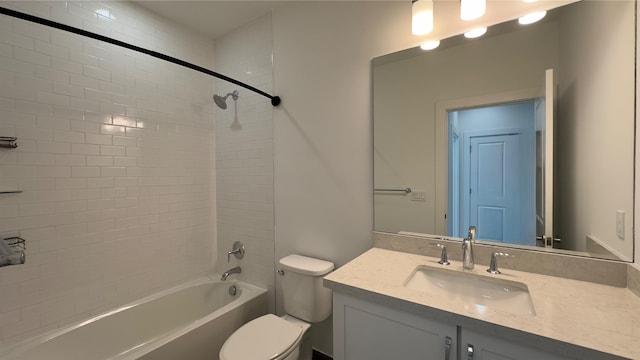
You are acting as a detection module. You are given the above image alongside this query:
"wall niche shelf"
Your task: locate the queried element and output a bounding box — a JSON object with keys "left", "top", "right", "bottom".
{"left": 0, "top": 191, "right": 23, "bottom": 194}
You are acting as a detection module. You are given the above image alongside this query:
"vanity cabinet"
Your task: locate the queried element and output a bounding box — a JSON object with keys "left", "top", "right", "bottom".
{"left": 333, "top": 293, "right": 567, "bottom": 360}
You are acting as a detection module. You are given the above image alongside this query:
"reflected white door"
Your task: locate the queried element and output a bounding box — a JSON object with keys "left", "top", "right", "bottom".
{"left": 535, "top": 69, "right": 554, "bottom": 245}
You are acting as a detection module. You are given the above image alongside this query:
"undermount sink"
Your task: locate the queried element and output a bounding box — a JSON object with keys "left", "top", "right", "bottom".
{"left": 404, "top": 266, "right": 536, "bottom": 316}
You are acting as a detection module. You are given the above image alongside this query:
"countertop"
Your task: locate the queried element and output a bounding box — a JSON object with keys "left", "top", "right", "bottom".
{"left": 324, "top": 248, "right": 640, "bottom": 360}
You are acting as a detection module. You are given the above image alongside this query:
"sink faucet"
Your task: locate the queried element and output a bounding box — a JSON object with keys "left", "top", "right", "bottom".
{"left": 220, "top": 266, "right": 242, "bottom": 281}
{"left": 462, "top": 225, "right": 476, "bottom": 270}
{"left": 487, "top": 252, "right": 511, "bottom": 274}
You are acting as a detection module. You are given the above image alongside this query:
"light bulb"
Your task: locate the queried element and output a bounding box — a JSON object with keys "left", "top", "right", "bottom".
{"left": 460, "top": 0, "right": 486, "bottom": 21}
{"left": 420, "top": 40, "right": 440, "bottom": 50}
{"left": 460, "top": 0, "right": 485, "bottom": 21}
{"left": 464, "top": 27, "right": 487, "bottom": 38}
{"left": 412, "top": 0, "right": 434, "bottom": 36}
{"left": 519, "top": 11, "right": 547, "bottom": 25}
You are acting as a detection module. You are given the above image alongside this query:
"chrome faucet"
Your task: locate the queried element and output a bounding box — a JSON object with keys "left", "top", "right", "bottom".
{"left": 434, "top": 243, "right": 450, "bottom": 265}
{"left": 487, "top": 252, "right": 511, "bottom": 274}
{"left": 220, "top": 266, "right": 242, "bottom": 281}
{"left": 462, "top": 226, "right": 476, "bottom": 270}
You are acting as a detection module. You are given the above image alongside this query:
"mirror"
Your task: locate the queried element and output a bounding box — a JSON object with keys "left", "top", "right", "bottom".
{"left": 373, "top": 0, "right": 635, "bottom": 261}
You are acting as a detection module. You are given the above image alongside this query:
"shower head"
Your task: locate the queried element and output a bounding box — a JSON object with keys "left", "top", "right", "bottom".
{"left": 213, "top": 90, "right": 239, "bottom": 110}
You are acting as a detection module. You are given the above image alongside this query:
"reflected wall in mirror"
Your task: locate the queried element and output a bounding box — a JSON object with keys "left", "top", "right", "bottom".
{"left": 373, "top": 0, "right": 635, "bottom": 261}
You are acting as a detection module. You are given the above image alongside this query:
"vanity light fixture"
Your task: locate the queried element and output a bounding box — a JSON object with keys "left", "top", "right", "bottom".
{"left": 518, "top": 11, "right": 547, "bottom": 25}
{"left": 460, "top": 0, "right": 486, "bottom": 21}
{"left": 464, "top": 27, "right": 487, "bottom": 38}
{"left": 412, "top": 0, "right": 434, "bottom": 36}
{"left": 420, "top": 40, "right": 440, "bottom": 50}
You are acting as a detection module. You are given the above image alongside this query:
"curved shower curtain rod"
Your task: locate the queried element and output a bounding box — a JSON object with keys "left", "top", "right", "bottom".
{"left": 0, "top": 6, "right": 282, "bottom": 107}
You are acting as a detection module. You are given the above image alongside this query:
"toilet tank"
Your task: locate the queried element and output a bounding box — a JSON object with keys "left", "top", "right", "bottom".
{"left": 279, "top": 254, "right": 335, "bottom": 323}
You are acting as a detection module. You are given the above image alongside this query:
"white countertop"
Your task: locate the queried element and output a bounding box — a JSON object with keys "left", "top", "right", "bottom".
{"left": 324, "top": 248, "right": 640, "bottom": 360}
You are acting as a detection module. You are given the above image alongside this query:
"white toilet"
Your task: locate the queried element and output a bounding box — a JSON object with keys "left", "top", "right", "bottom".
{"left": 219, "top": 254, "right": 334, "bottom": 360}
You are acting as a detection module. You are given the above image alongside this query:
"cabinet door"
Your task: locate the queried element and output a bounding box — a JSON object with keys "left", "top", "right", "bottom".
{"left": 333, "top": 293, "right": 456, "bottom": 360}
{"left": 461, "top": 327, "right": 568, "bottom": 360}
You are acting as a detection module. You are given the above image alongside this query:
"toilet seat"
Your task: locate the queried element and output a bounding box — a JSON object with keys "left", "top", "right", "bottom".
{"left": 219, "top": 314, "right": 304, "bottom": 360}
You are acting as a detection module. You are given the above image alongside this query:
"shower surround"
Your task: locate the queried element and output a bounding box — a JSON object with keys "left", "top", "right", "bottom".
{"left": 0, "top": 0, "right": 216, "bottom": 346}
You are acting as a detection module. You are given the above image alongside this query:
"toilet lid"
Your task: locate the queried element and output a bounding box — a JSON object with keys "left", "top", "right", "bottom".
{"left": 220, "top": 314, "right": 303, "bottom": 360}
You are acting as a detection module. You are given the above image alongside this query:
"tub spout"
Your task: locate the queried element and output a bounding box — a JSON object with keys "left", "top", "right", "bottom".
{"left": 220, "top": 266, "right": 242, "bottom": 281}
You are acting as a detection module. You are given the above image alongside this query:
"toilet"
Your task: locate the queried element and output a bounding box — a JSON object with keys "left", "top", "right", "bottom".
{"left": 219, "top": 254, "right": 334, "bottom": 360}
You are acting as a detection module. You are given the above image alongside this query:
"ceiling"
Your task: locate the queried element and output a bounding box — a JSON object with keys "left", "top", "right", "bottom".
{"left": 132, "top": 1, "right": 285, "bottom": 39}
{"left": 132, "top": 0, "right": 578, "bottom": 42}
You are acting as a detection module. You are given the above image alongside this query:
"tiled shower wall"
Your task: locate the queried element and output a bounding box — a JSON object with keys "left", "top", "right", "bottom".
{"left": 214, "top": 14, "right": 275, "bottom": 311}
{"left": 0, "top": 1, "right": 215, "bottom": 345}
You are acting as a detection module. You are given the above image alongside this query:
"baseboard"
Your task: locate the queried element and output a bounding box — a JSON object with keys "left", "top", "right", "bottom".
{"left": 312, "top": 349, "right": 333, "bottom": 360}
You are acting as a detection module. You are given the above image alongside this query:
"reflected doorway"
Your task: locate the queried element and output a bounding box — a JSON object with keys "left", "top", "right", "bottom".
{"left": 447, "top": 101, "right": 536, "bottom": 245}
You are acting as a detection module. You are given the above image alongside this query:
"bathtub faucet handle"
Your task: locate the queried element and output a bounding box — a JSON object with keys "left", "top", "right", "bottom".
{"left": 227, "top": 241, "right": 245, "bottom": 262}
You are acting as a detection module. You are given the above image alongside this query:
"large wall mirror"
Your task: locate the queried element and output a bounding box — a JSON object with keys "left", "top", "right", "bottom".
{"left": 373, "top": 0, "right": 635, "bottom": 261}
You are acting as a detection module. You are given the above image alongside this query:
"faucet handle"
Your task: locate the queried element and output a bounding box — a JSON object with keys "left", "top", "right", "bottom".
{"left": 486, "top": 252, "right": 512, "bottom": 274}
{"left": 227, "top": 241, "right": 245, "bottom": 262}
{"left": 468, "top": 225, "right": 477, "bottom": 241}
{"left": 433, "top": 243, "right": 450, "bottom": 265}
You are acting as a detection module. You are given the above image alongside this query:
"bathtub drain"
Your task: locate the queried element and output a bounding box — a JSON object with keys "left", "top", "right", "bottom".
{"left": 228, "top": 285, "right": 237, "bottom": 296}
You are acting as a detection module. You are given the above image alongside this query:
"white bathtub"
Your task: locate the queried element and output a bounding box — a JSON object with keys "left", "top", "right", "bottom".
{"left": 2, "top": 278, "right": 268, "bottom": 360}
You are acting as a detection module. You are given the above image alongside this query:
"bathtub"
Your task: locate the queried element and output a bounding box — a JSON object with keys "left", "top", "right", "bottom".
{"left": 2, "top": 278, "right": 268, "bottom": 360}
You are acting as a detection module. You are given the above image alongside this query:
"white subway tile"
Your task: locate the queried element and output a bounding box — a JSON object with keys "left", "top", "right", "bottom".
{"left": 19, "top": 202, "right": 56, "bottom": 216}
{"left": 36, "top": 116, "right": 71, "bottom": 131}
{"left": 86, "top": 155, "right": 113, "bottom": 167}
{"left": 112, "top": 136, "right": 137, "bottom": 147}
{"left": 70, "top": 188, "right": 101, "bottom": 201}
{"left": 69, "top": 97, "right": 100, "bottom": 113}
{"left": 18, "top": 153, "right": 54, "bottom": 166}
{"left": 100, "top": 124, "right": 124, "bottom": 136}
{"left": 71, "top": 143, "right": 99, "bottom": 155}
{"left": 86, "top": 177, "right": 113, "bottom": 189}
{"left": 37, "top": 166, "right": 71, "bottom": 178}
{"left": 71, "top": 166, "right": 100, "bottom": 178}
{"left": 114, "top": 177, "right": 137, "bottom": 188}
{"left": 54, "top": 154, "right": 86, "bottom": 166}
{"left": 54, "top": 130, "right": 84, "bottom": 144}
{"left": 16, "top": 127, "right": 52, "bottom": 141}
{"left": 35, "top": 66, "right": 70, "bottom": 83}
{"left": 56, "top": 200, "right": 87, "bottom": 214}
{"left": 70, "top": 120, "right": 100, "bottom": 134}
{"left": 51, "top": 57, "right": 83, "bottom": 75}
{"left": 70, "top": 73, "right": 100, "bottom": 90}
{"left": 100, "top": 145, "right": 125, "bottom": 156}
{"left": 34, "top": 40, "right": 69, "bottom": 60}
{"left": 36, "top": 141, "right": 71, "bottom": 154}
{"left": 100, "top": 167, "right": 126, "bottom": 177}
{"left": 83, "top": 111, "right": 112, "bottom": 124}
{"left": 83, "top": 65, "right": 110, "bottom": 81}
{"left": 113, "top": 157, "right": 136, "bottom": 167}
{"left": 55, "top": 177, "right": 87, "bottom": 190}
{"left": 53, "top": 82, "right": 84, "bottom": 98}
{"left": 85, "top": 133, "right": 111, "bottom": 145}
{"left": 36, "top": 91, "right": 69, "bottom": 107}
{"left": 14, "top": 47, "right": 50, "bottom": 67}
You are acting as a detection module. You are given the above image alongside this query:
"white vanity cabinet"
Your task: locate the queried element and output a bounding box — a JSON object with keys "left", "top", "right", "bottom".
{"left": 459, "top": 329, "right": 567, "bottom": 360}
{"left": 333, "top": 293, "right": 568, "bottom": 360}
